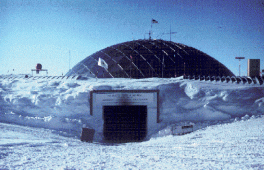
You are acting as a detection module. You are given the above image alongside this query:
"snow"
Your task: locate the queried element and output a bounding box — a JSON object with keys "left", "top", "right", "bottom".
{"left": 0, "top": 76, "right": 264, "bottom": 169}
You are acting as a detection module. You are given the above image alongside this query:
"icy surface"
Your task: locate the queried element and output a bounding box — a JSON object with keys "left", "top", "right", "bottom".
{"left": 0, "top": 76, "right": 264, "bottom": 169}
{"left": 1, "top": 116, "right": 264, "bottom": 169}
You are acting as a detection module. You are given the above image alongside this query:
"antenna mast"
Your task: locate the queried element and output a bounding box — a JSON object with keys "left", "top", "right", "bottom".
{"left": 150, "top": 19, "right": 158, "bottom": 40}
{"left": 235, "top": 57, "right": 245, "bottom": 76}
{"left": 169, "top": 24, "right": 177, "bottom": 41}
{"left": 161, "top": 24, "right": 177, "bottom": 41}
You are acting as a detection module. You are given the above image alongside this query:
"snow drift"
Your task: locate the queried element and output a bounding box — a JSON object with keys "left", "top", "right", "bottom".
{"left": 0, "top": 76, "right": 263, "bottom": 141}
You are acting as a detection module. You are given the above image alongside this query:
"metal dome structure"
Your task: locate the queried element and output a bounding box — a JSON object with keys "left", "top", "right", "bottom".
{"left": 66, "top": 39, "right": 234, "bottom": 78}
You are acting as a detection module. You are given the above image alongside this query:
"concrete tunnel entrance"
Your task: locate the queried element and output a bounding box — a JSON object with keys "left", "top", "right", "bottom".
{"left": 103, "top": 105, "right": 147, "bottom": 142}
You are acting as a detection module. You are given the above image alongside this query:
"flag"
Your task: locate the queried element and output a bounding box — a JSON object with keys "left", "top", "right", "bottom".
{"left": 152, "top": 19, "right": 158, "bottom": 24}
{"left": 98, "top": 57, "right": 108, "bottom": 70}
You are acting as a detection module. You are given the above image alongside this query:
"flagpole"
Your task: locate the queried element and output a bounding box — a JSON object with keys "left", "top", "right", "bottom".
{"left": 150, "top": 19, "right": 158, "bottom": 40}
{"left": 149, "top": 24, "right": 152, "bottom": 40}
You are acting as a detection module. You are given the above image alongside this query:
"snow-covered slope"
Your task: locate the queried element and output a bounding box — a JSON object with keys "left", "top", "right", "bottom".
{"left": 0, "top": 77, "right": 263, "bottom": 139}
{"left": 1, "top": 76, "right": 264, "bottom": 169}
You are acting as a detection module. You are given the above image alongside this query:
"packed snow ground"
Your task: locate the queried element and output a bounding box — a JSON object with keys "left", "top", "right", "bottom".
{"left": 1, "top": 116, "right": 264, "bottom": 169}
{"left": 0, "top": 76, "right": 264, "bottom": 169}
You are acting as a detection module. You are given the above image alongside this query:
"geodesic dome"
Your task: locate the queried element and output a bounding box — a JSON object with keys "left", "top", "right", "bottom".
{"left": 66, "top": 39, "right": 234, "bottom": 78}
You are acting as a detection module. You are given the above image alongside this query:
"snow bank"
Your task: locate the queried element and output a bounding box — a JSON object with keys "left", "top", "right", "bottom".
{"left": 0, "top": 77, "right": 263, "bottom": 141}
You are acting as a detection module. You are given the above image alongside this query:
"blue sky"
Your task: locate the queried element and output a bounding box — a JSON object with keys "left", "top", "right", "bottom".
{"left": 0, "top": 0, "right": 263, "bottom": 76}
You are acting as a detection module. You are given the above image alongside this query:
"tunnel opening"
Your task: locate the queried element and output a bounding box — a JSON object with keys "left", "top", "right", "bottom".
{"left": 103, "top": 105, "right": 147, "bottom": 143}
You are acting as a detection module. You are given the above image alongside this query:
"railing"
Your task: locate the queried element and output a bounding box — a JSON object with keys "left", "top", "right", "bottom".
{"left": 1, "top": 74, "right": 263, "bottom": 85}
{"left": 183, "top": 75, "right": 264, "bottom": 85}
{"left": 0, "top": 75, "right": 84, "bottom": 81}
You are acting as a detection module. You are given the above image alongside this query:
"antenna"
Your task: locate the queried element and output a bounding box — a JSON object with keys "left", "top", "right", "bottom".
{"left": 170, "top": 24, "right": 177, "bottom": 41}
{"left": 169, "top": 24, "right": 177, "bottom": 41}
{"left": 235, "top": 57, "right": 245, "bottom": 76}
{"left": 162, "top": 24, "right": 177, "bottom": 41}
{"left": 150, "top": 19, "right": 158, "bottom": 40}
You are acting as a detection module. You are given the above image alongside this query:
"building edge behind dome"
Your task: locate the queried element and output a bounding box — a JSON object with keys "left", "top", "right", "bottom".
{"left": 66, "top": 39, "right": 234, "bottom": 78}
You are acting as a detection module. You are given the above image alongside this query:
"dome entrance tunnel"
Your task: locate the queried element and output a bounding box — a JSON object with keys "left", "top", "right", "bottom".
{"left": 90, "top": 90, "right": 159, "bottom": 143}
{"left": 103, "top": 105, "right": 147, "bottom": 142}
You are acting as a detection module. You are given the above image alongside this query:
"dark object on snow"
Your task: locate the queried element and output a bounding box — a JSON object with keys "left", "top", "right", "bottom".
{"left": 80, "top": 128, "right": 95, "bottom": 142}
{"left": 171, "top": 124, "right": 194, "bottom": 135}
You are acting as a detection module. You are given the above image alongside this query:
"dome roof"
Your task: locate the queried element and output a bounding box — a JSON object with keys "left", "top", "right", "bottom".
{"left": 66, "top": 39, "right": 234, "bottom": 78}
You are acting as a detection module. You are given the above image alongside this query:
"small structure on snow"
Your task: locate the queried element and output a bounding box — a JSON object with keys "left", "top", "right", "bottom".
{"left": 171, "top": 124, "right": 194, "bottom": 135}
{"left": 31, "top": 63, "right": 48, "bottom": 75}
